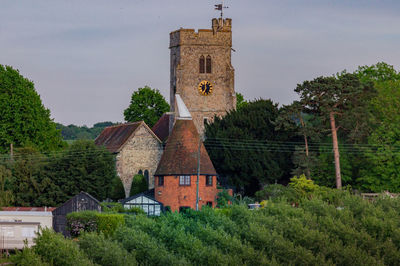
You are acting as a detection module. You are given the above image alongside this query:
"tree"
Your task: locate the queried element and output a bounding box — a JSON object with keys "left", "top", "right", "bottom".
{"left": 0, "top": 165, "right": 13, "bottom": 206}
{"left": 236, "top": 92, "right": 248, "bottom": 110}
{"left": 45, "top": 140, "right": 117, "bottom": 203}
{"left": 0, "top": 65, "right": 65, "bottom": 153}
{"left": 129, "top": 174, "right": 148, "bottom": 196}
{"left": 295, "top": 73, "right": 375, "bottom": 189}
{"left": 124, "top": 86, "right": 170, "bottom": 127}
{"left": 205, "top": 99, "right": 298, "bottom": 196}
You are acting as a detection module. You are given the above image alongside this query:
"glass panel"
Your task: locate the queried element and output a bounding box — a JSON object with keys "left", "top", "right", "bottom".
{"left": 199, "top": 56, "right": 205, "bottom": 73}
{"left": 206, "top": 56, "right": 211, "bottom": 73}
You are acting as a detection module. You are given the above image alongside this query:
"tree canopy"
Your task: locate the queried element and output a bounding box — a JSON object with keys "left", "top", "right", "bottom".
{"left": 124, "top": 86, "right": 170, "bottom": 127}
{"left": 0, "top": 65, "right": 65, "bottom": 153}
{"left": 205, "top": 99, "right": 298, "bottom": 196}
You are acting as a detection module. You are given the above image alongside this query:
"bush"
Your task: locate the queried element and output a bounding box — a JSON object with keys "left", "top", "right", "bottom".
{"left": 67, "top": 211, "right": 125, "bottom": 237}
{"left": 33, "top": 228, "right": 93, "bottom": 266}
{"left": 78, "top": 232, "right": 137, "bottom": 266}
{"left": 129, "top": 174, "right": 148, "bottom": 196}
{"left": 11, "top": 246, "right": 49, "bottom": 266}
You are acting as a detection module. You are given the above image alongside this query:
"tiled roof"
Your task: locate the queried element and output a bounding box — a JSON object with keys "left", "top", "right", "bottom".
{"left": 94, "top": 122, "right": 142, "bottom": 153}
{"left": 0, "top": 207, "right": 56, "bottom": 212}
{"left": 155, "top": 119, "right": 217, "bottom": 176}
{"left": 152, "top": 113, "right": 172, "bottom": 142}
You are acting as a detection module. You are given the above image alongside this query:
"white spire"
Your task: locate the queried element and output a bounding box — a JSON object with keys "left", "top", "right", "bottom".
{"left": 175, "top": 94, "right": 192, "bottom": 120}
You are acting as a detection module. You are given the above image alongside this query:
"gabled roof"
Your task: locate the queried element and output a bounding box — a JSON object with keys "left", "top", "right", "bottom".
{"left": 120, "top": 189, "right": 163, "bottom": 205}
{"left": 95, "top": 121, "right": 161, "bottom": 153}
{"left": 155, "top": 119, "right": 217, "bottom": 176}
{"left": 152, "top": 113, "right": 172, "bottom": 142}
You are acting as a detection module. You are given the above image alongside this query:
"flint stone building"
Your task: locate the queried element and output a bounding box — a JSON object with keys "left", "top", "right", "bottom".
{"left": 95, "top": 121, "right": 163, "bottom": 197}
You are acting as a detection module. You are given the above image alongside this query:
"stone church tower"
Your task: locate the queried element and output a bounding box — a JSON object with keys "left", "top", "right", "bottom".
{"left": 170, "top": 18, "right": 236, "bottom": 134}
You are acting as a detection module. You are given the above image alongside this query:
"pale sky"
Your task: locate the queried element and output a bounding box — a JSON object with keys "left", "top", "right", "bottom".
{"left": 1, "top": 0, "right": 399, "bottom": 126}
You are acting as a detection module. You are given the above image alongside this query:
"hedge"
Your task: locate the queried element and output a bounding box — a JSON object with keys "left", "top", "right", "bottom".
{"left": 67, "top": 211, "right": 125, "bottom": 237}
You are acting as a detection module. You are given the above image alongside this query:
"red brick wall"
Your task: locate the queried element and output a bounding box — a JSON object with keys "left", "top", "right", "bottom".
{"left": 155, "top": 175, "right": 218, "bottom": 212}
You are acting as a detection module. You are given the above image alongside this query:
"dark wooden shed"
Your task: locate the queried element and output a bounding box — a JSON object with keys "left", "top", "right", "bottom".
{"left": 52, "top": 192, "right": 101, "bottom": 236}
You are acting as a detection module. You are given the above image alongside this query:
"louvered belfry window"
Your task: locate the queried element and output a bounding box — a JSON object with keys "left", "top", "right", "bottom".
{"left": 206, "top": 55, "right": 212, "bottom": 73}
{"left": 199, "top": 56, "right": 205, "bottom": 73}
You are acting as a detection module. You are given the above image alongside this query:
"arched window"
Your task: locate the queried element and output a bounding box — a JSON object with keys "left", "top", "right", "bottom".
{"left": 138, "top": 170, "right": 143, "bottom": 175}
{"left": 206, "top": 55, "right": 212, "bottom": 73}
{"left": 144, "top": 170, "right": 149, "bottom": 185}
{"left": 199, "top": 55, "right": 205, "bottom": 73}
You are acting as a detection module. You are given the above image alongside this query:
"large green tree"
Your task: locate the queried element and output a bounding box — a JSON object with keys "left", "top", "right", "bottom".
{"left": 0, "top": 65, "right": 65, "bottom": 153}
{"left": 204, "top": 99, "right": 298, "bottom": 196}
{"left": 124, "top": 86, "right": 170, "bottom": 127}
{"left": 295, "top": 73, "right": 375, "bottom": 189}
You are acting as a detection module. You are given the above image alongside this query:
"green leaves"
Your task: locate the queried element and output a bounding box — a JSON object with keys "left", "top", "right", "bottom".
{"left": 123, "top": 86, "right": 170, "bottom": 127}
{"left": 0, "top": 65, "right": 65, "bottom": 153}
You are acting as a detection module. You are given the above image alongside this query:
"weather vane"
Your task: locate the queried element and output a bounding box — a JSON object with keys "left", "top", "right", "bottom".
{"left": 215, "top": 0, "right": 229, "bottom": 20}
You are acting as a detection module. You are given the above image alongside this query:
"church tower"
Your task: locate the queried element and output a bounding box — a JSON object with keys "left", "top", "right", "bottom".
{"left": 170, "top": 18, "right": 236, "bottom": 134}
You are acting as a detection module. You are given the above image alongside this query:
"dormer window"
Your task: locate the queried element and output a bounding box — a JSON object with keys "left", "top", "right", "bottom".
{"left": 199, "top": 56, "right": 205, "bottom": 73}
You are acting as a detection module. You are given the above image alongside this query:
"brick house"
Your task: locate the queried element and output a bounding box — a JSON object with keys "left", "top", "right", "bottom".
{"left": 154, "top": 95, "right": 219, "bottom": 212}
{"left": 95, "top": 121, "right": 163, "bottom": 197}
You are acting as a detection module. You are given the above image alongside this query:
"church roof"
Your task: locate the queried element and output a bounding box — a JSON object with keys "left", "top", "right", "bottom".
{"left": 155, "top": 119, "right": 217, "bottom": 176}
{"left": 95, "top": 121, "right": 161, "bottom": 153}
{"left": 152, "top": 113, "right": 172, "bottom": 142}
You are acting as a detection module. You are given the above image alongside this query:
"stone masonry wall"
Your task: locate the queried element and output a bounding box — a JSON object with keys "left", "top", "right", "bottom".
{"left": 170, "top": 18, "right": 236, "bottom": 135}
{"left": 116, "top": 125, "right": 163, "bottom": 197}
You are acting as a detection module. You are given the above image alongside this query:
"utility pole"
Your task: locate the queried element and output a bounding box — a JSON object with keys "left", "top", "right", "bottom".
{"left": 196, "top": 136, "right": 202, "bottom": 211}
{"left": 10, "top": 143, "right": 13, "bottom": 161}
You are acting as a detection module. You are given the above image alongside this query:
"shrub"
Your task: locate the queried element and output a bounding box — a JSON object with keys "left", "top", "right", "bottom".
{"left": 129, "top": 174, "right": 148, "bottom": 196}
{"left": 11, "top": 246, "right": 49, "bottom": 266}
{"left": 67, "top": 211, "right": 125, "bottom": 237}
{"left": 33, "top": 228, "right": 93, "bottom": 266}
{"left": 78, "top": 232, "right": 137, "bottom": 266}
{"left": 289, "top": 174, "right": 319, "bottom": 198}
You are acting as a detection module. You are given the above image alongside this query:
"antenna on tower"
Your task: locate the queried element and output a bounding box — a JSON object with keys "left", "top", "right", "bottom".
{"left": 214, "top": 0, "right": 229, "bottom": 21}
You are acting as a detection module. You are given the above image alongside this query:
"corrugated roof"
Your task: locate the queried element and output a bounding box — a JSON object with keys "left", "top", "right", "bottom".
{"left": 94, "top": 122, "right": 142, "bottom": 153}
{"left": 152, "top": 113, "right": 172, "bottom": 142}
{"left": 0, "top": 207, "right": 56, "bottom": 212}
{"left": 155, "top": 119, "right": 217, "bottom": 176}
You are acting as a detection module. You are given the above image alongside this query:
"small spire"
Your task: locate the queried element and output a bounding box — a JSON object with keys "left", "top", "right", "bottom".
{"left": 175, "top": 94, "right": 192, "bottom": 120}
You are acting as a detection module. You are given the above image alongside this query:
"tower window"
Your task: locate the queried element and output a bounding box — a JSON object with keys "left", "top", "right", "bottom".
{"left": 206, "top": 55, "right": 212, "bottom": 73}
{"left": 199, "top": 55, "right": 205, "bottom": 73}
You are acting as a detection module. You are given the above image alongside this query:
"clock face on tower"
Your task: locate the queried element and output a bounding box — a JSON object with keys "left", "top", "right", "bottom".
{"left": 198, "top": 80, "right": 213, "bottom": 96}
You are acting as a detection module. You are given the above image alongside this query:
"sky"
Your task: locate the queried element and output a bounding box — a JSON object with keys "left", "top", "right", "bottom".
{"left": 1, "top": 0, "right": 400, "bottom": 126}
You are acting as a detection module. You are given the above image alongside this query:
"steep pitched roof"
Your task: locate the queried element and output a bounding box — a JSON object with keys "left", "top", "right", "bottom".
{"left": 95, "top": 121, "right": 161, "bottom": 153}
{"left": 152, "top": 113, "right": 172, "bottom": 142}
{"left": 155, "top": 119, "right": 217, "bottom": 176}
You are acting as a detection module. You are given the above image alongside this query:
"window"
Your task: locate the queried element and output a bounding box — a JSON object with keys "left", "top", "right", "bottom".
{"left": 199, "top": 55, "right": 205, "bottom": 73}
{"left": 206, "top": 201, "right": 213, "bottom": 207}
{"left": 204, "top": 117, "right": 208, "bottom": 126}
{"left": 144, "top": 170, "right": 149, "bottom": 184}
{"left": 206, "top": 55, "right": 212, "bottom": 73}
{"left": 179, "top": 175, "right": 191, "bottom": 186}
{"left": 158, "top": 176, "right": 164, "bottom": 186}
{"left": 138, "top": 170, "right": 143, "bottom": 175}
{"left": 206, "top": 175, "right": 213, "bottom": 186}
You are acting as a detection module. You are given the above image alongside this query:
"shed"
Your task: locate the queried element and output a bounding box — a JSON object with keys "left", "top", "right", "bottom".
{"left": 121, "top": 189, "right": 163, "bottom": 216}
{"left": 52, "top": 192, "right": 101, "bottom": 236}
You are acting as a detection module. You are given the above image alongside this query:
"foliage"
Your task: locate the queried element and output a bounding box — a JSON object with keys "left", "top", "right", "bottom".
{"left": 205, "top": 99, "right": 298, "bottom": 196}
{"left": 11, "top": 245, "right": 49, "bottom": 266}
{"left": 129, "top": 174, "right": 148, "bottom": 196}
{"left": 255, "top": 184, "right": 297, "bottom": 202}
{"left": 67, "top": 211, "right": 125, "bottom": 237}
{"left": 78, "top": 233, "right": 137, "bottom": 266}
{"left": 56, "top": 121, "right": 117, "bottom": 140}
{"left": 124, "top": 86, "right": 170, "bottom": 127}
{"left": 289, "top": 174, "right": 319, "bottom": 197}
{"left": 356, "top": 62, "right": 400, "bottom": 83}
{"left": 0, "top": 65, "right": 65, "bottom": 153}
{"left": 216, "top": 189, "right": 234, "bottom": 208}
{"left": 0, "top": 164, "right": 13, "bottom": 206}
{"left": 13, "top": 189, "right": 400, "bottom": 265}
{"left": 109, "top": 176, "right": 126, "bottom": 200}
{"left": 235, "top": 92, "right": 248, "bottom": 110}
{"left": 33, "top": 229, "right": 94, "bottom": 266}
